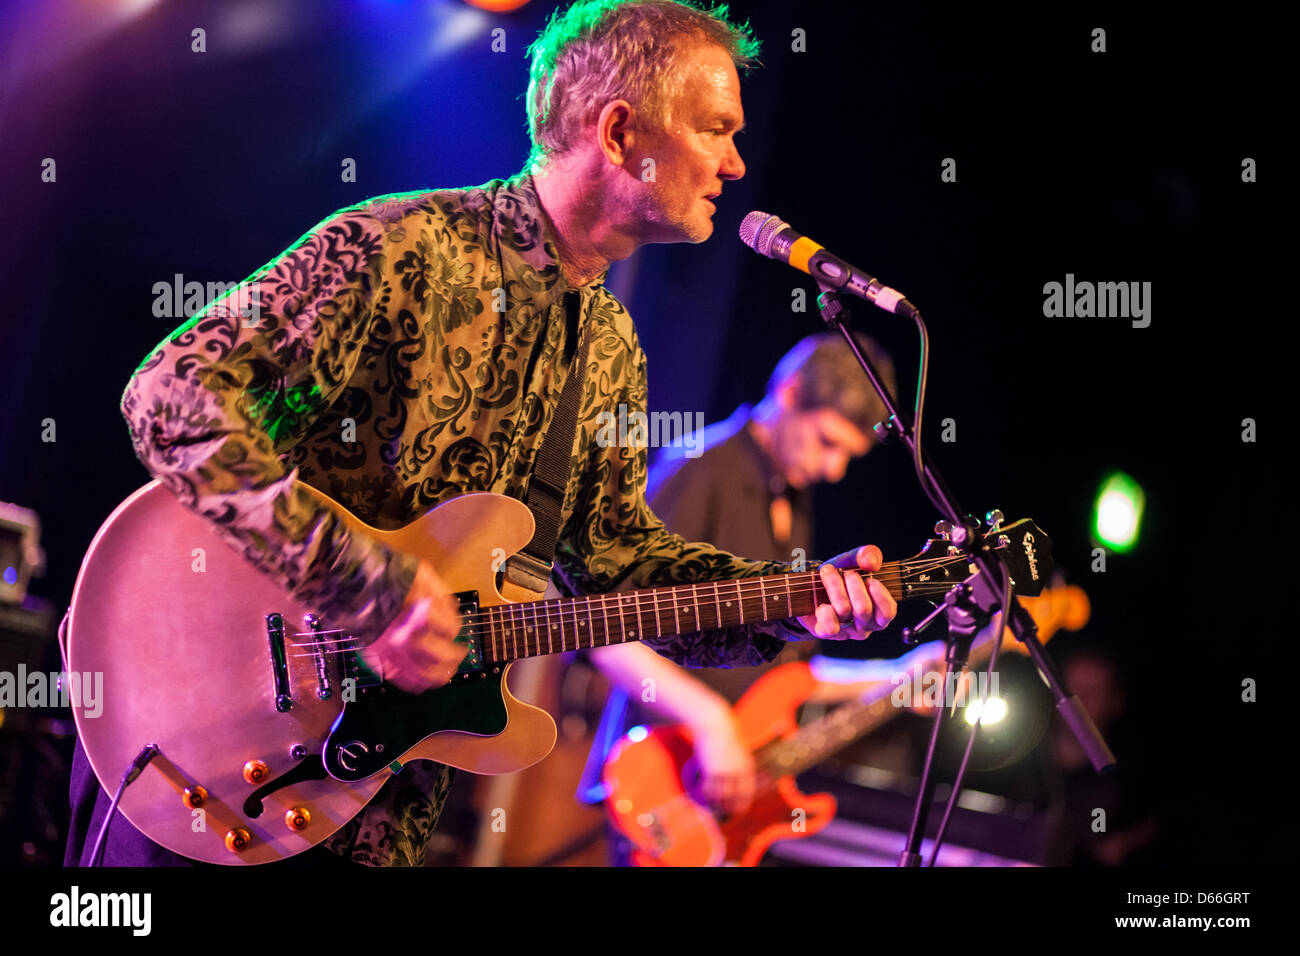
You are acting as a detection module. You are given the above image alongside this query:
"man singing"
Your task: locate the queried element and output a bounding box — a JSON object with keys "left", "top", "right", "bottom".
{"left": 67, "top": 0, "right": 897, "bottom": 867}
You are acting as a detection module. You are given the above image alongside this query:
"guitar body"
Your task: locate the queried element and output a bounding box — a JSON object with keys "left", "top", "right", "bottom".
{"left": 67, "top": 480, "right": 1055, "bottom": 866}
{"left": 66, "top": 481, "right": 557, "bottom": 864}
{"left": 603, "top": 661, "right": 835, "bottom": 866}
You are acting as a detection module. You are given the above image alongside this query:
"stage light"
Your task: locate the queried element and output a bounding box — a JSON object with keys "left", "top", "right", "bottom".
{"left": 1093, "top": 471, "right": 1144, "bottom": 553}
{"left": 965, "top": 696, "right": 1007, "bottom": 726}
{"left": 464, "top": 0, "right": 532, "bottom": 11}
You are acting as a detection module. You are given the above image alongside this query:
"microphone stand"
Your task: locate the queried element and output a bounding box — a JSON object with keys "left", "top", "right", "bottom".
{"left": 814, "top": 286, "right": 1116, "bottom": 867}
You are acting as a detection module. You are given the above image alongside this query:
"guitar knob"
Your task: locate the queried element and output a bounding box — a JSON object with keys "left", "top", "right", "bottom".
{"left": 284, "top": 807, "right": 311, "bottom": 831}
{"left": 933, "top": 520, "right": 953, "bottom": 540}
{"left": 225, "top": 828, "right": 252, "bottom": 853}
{"left": 182, "top": 786, "right": 208, "bottom": 809}
{"left": 243, "top": 760, "right": 270, "bottom": 784}
{"left": 986, "top": 509, "right": 1005, "bottom": 532}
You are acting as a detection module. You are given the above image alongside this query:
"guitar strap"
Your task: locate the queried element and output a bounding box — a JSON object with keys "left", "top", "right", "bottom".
{"left": 505, "top": 290, "right": 590, "bottom": 596}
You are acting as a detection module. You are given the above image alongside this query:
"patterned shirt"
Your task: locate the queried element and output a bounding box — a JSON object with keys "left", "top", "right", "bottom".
{"left": 119, "top": 170, "right": 810, "bottom": 865}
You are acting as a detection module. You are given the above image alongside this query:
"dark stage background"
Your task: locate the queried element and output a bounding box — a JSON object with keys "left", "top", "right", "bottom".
{"left": 0, "top": 0, "right": 1283, "bottom": 867}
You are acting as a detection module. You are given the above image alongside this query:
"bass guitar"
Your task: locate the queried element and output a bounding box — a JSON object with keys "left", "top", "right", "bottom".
{"left": 601, "top": 583, "right": 1088, "bottom": 866}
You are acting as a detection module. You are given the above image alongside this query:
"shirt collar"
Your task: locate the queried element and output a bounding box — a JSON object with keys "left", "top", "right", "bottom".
{"left": 495, "top": 171, "right": 610, "bottom": 312}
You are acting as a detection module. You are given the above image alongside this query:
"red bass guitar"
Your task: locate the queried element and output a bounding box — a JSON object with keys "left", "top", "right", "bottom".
{"left": 601, "top": 583, "right": 1090, "bottom": 866}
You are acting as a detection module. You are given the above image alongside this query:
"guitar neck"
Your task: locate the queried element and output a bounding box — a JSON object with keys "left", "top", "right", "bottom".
{"left": 478, "top": 563, "right": 920, "bottom": 665}
{"left": 754, "top": 625, "right": 1006, "bottom": 780}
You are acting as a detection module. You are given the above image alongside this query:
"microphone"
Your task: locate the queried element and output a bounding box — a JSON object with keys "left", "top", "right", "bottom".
{"left": 739, "top": 211, "right": 917, "bottom": 318}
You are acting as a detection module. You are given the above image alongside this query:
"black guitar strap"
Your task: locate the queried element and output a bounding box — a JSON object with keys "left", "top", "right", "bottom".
{"left": 506, "top": 290, "right": 590, "bottom": 596}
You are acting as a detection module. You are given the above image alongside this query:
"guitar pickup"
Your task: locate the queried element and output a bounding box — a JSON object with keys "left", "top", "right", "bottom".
{"left": 265, "top": 613, "right": 292, "bottom": 712}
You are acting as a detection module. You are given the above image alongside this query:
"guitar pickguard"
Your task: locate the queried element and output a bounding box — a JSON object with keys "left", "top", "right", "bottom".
{"left": 323, "top": 671, "right": 509, "bottom": 781}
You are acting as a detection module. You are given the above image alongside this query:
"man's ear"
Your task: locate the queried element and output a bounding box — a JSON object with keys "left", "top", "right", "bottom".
{"left": 596, "top": 99, "right": 636, "bottom": 165}
{"left": 774, "top": 375, "right": 799, "bottom": 410}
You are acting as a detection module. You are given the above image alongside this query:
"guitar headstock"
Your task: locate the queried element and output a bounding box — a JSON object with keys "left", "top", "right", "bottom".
{"left": 988, "top": 518, "right": 1052, "bottom": 597}
{"left": 901, "top": 516, "right": 1053, "bottom": 600}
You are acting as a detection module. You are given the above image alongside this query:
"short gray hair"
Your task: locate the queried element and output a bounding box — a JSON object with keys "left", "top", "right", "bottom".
{"left": 525, "top": 0, "right": 760, "bottom": 171}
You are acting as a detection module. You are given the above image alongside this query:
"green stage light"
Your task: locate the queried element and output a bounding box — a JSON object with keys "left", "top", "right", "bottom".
{"left": 1094, "top": 472, "right": 1144, "bottom": 552}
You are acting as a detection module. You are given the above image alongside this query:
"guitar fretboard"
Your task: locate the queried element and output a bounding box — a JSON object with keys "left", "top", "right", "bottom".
{"left": 477, "top": 566, "right": 919, "bottom": 665}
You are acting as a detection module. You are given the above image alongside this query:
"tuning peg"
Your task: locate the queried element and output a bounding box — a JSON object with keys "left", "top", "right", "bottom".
{"left": 933, "top": 520, "right": 953, "bottom": 541}
{"left": 985, "top": 509, "right": 1005, "bottom": 532}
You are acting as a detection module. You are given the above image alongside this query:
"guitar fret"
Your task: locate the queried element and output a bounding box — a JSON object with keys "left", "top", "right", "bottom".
{"left": 499, "top": 604, "right": 510, "bottom": 661}
{"left": 529, "top": 601, "right": 539, "bottom": 657}
{"left": 722, "top": 580, "right": 743, "bottom": 632}
{"left": 584, "top": 594, "right": 594, "bottom": 651}
{"left": 568, "top": 596, "right": 578, "bottom": 652}
{"left": 737, "top": 579, "right": 744, "bottom": 624}
{"left": 546, "top": 599, "right": 555, "bottom": 655}
{"left": 496, "top": 606, "right": 506, "bottom": 665}
{"left": 601, "top": 595, "right": 611, "bottom": 646}
{"left": 652, "top": 586, "right": 663, "bottom": 637}
{"left": 713, "top": 581, "right": 723, "bottom": 629}
{"left": 683, "top": 585, "right": 697, "bottom": 632}
{"left": 784, "top": 575, "right": 793, "bottom": 617}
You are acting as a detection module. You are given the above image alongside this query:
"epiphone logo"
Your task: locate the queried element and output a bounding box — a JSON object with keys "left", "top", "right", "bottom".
{"left": 1023, "top": 533, "right": 1040, "bottom": 581}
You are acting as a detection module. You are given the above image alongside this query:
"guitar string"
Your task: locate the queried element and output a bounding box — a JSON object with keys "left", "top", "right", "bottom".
{"left": 281, "top": 555, "right": 974, "bottom": 639}
{"left": 284, "top": 577, "right": 969, "bottom": 643}
{"left": 282, "top": 583, "right": 981, "bottom": 659}
{"left": 282, "top": 574, "right": 982, "bottom": 642}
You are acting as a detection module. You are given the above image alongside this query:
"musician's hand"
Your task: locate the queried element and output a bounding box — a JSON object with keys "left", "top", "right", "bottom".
{"left": 690, "top": 708, "right": 756, "bottom": 817}
{"left": 362, "top": 559, "right": 466, "bottom": 693}
{"left": 797, "top": 545, "right": 897, "bottom": 640}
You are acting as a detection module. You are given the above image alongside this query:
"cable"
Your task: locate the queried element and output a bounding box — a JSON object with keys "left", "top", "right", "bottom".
{"left": 87, "top": 744, "right": 159, "bottom": 867}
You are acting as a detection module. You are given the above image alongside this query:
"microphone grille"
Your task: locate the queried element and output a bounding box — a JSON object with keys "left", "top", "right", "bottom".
{"left": 739, "top": 211, "right": 787, "bottom": 257}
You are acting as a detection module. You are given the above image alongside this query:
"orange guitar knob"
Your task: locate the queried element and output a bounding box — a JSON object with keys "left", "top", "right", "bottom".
{"left": 225, "top": 828, "right": 252, "bottom": 853}
{"left": 182, "top": 786, "right": 208, "bottom": 809}
{"left": 243, "top": 760, "right": 270, "bottom": 784}
{"left": 284, "top": 807, "right": 311, "bottom": 831}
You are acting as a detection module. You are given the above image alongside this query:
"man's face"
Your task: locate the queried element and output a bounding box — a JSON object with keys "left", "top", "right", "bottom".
{"left": 771, "top": 404, "right": 873, "bottom": 490}
{"left": 629, "top": 41, "right": 746, "bottom": 243}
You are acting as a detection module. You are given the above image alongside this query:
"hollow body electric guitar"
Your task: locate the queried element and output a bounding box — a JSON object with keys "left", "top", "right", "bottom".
{"left": 601, "top": 583, "right": 1089, "bottom": 866}
{"left": 66, "top": 480, "right": 1051, "bottom": 864}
